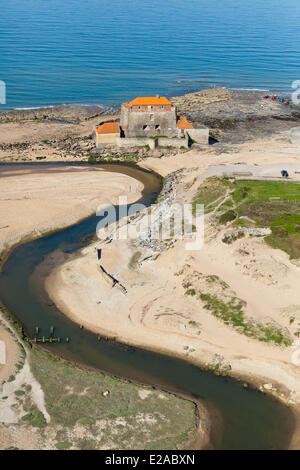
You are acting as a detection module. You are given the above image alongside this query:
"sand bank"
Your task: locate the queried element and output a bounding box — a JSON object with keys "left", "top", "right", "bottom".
{"left": 0, "top": 165, "right": 144, "bottom": 257}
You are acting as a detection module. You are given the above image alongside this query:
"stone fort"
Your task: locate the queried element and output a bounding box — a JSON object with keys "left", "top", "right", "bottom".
{"left": 93, "top": 95, "right": 209, "bottom": 149}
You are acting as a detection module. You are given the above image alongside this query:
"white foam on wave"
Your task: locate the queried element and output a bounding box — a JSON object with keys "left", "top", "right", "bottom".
{"left": 14, "top": 105, "right": 56, "bottom": 110}
{"left": 14, "top": 102, "right": 105, "bottom": 111}
{"left": 229, "top": 87, "right": 271, "bottom": 92}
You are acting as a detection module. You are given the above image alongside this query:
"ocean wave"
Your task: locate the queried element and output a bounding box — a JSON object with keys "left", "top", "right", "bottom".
{"left": 14, "top": 102, "right": 105, "bottom": 111}
{"left": 229, "top": 87, "right": 271, "bottom": 92}
{"left": 15, "top": 105, "right": 56, "bottom": 110}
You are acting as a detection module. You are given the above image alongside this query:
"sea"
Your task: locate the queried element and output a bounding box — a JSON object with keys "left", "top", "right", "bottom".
{"left": 0, "top": 0, "right": 300, "bottom": 110}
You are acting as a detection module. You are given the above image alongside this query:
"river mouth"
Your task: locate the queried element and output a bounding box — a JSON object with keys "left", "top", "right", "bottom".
{"left": 0, "top": 161, "right": 296, "bottom": 450}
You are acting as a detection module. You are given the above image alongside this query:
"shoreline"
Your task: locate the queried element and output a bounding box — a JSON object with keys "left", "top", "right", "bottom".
{"left": 1, "top": 87, "right": 299, "bottom": 166}
{"left": 0, "top": 85, "right": 292, "bottom": 114}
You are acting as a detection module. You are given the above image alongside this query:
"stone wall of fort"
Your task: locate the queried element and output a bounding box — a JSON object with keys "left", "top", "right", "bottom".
{"left": 157, "top": 137, "right": 189, "bottom": 149}
{"left": 116, "top": 136, "right": 188, "bottom": 149}
{"left": 122, "top": 107, "right": 178, "bottom": 138}
{"left": 186, "top": 127, "right": 209, "bottom": 144}
{"left": 116, "top": 137, "right": 156, "bottom": 149}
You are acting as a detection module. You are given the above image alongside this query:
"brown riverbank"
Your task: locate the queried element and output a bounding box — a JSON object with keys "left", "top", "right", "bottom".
{"left": 0, "top": 164, "right": 144, "bottom": 256}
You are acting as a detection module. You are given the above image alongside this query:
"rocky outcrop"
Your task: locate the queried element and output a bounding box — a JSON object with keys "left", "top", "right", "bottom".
{"left": 172, "top": 88, "right": 300, "bottom": 144}
{"left": 0, "top": 104, "right": 119, "bottom": 123}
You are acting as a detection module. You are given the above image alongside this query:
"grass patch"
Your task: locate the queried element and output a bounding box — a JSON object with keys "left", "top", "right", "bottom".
{"left": 236, "top": 181, "right": 300, "bottom": 258}
{"left": 237, "top": 180, "right": 300, "bottom": 203}
{"left": 265, "top": 230, "right": 300, "bottom": 259}
{"left": 193, "top": 177, "right": 233, "bottom": 214}
{"left": 183, "top": 272, "right": 291, "bottom": 346}
{"left": 199, "top": 293, "right": 291, "bottom": 346}
{"left": 218, "top": 199, "right": 234, "bottom": 210}
{"left": 219, "top": 210, "right": 237, "bottom": 224}
{"left": 88, "top": 154, "right": 140, "bottom": 164}
{"left": 21, "top": 409, "right": 47, "bottom": 428}
{"left": 195, "top": 177, "right": 300, "bottom": 258}
{"left": 76, "top": 417, "right": 96, "bottom": 425}
{"left": 222, "top": 231, "right": 245, "bottom": 244}
{"left": 29, "top": 347, "right": 196, "bottom": 450}
{"left": 55, "top": 441, "right": 73, "bottom": 450}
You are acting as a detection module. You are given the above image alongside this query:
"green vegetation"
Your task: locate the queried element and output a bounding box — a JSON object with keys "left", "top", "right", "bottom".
{"left": 136, "top": 145, "right": 150, "bottom": 150}
{"left": 29, "top": 347, "right": 196, "bottom": 450}
{"left": 21, "top": 409, "right": 47, "bottom": 428}
{"left": 76, "top": 417, "right": 96, "bottom": 425}
{"left": 236, "top": 181, "right": 300, "bottom": 258}
{"left": 222, "top": 231, "right": 245, "bottom": 244}
{"left": 218, "top": 209, "right": 237, "bottom": 224}
{"left": 193, "top": 177, "right": 300, "bottom": 258}
{"left": 236, "top": 180, "right": 300, "bottom": 203}
{"left": 192, "top": 177, "right": 233, "bottom": 214}
{"left": 88, "top": 154, "right": 140, "bottom": 164}
{"left": 183, "top": 272, "right": 292, "bottom": 346}
{"left": 55, "top": 441, "right": 73, "bottom": 450}
{"left": 199, "top": 293, "right": 291, "bottom": 346}
{"left": 150, "top": 135, "right": 168, "bottom": 139}
{"left": 153, "top": 177, "right": 166, "bottom": 204}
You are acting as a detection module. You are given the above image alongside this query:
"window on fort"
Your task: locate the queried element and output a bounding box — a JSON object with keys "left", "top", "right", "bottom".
{"left": 155, "top": 125, "right": 160, "bottom": 131}
{"left": 143, "top": 125, "right": 150, "bottom": 130}
{"left": 150, "top": 114, "right": 154, "bottom": 121}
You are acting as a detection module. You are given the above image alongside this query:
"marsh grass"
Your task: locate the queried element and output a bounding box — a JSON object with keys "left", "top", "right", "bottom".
{"left": 29, "top": 347, "right": 196, "bottom": 449}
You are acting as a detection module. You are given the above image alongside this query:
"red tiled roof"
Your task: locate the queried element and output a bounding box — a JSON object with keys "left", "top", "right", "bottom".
{"left": 96, "top": 122, "right": 120, "bottom": 134}
{"left": 128, "top": 96, "right": 171, "bottom": 107}
{"left": 177, "top": 116, "right": 194, "bottom": 129}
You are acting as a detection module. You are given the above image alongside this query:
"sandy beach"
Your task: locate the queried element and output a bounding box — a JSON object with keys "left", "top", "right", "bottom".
{"left": 0, "top": 165, "right": 144, "bottom": 257}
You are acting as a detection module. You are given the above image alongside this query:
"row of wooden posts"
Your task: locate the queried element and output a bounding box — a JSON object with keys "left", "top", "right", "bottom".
{"left": 34, "top": 325, "right": 109, "bottom": 344}
{"left": 34, "top": 326, "right": 69, "bottom": 344}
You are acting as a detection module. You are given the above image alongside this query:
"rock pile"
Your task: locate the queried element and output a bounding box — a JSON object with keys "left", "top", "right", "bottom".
{"left": 133, "top": 171, "right": 180, "bottom": 253}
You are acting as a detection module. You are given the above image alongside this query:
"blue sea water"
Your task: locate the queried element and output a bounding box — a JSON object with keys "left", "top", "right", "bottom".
{"left": 0, "top": 0, "right": 300, "bottom": 109}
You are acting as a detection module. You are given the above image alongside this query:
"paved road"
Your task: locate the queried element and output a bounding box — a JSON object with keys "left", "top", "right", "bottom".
{"left": 206, "top": 162, "right": 300, "bottom": 181}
